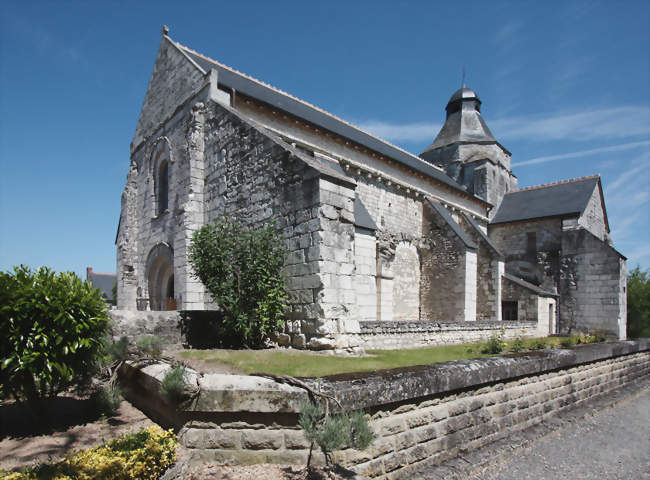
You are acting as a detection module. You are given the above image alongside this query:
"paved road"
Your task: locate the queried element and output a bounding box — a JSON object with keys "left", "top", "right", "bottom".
{"left": 472, "top": 388, "right": 650, "bottom": 480}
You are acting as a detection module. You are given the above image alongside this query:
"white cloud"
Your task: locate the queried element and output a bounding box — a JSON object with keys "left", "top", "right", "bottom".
{"left": 493, "top": 106, "right": 650, "bottom": 143}
{"left": 356, "top": 106, "right": 650, "bottom": 147}
{"left": 622, "top": 244, "right": 650, "bottom": 267}
{"left": 513, "top": 141, "right": 650, "bottom": 167}
{"left": 355, "top": 121, "right": 440, "bottom": 143}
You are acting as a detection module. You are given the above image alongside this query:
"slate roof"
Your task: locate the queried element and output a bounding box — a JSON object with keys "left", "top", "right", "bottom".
{"left": 428, "top": 200, "right": 478, "bottom": 249}
{"left": 491, "top": 175, "right": 600, "bottom": 225}
{"left": 421, "top": 87, "right": 509, "bottom": 155}
{"left": 171, "top": 38, "right": 487, "bottom": 203}
{"left": 462, "top": 213, "right": 503, "bottom": 258}
{"left": 87, "top": 269, "right": 116, "bottom": 302}
{"left": 354, "top": 194, "right": 378, "bottom": 231}
{"left": 503, "top": 273, "right": 558, "bottom": 298}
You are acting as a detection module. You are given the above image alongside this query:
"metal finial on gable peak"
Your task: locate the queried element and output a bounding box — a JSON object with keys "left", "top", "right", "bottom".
{"left": 461, "top": 67, "right": 466, "bottom": 88}
{"left": 162, "top": 25, "right": 170, "bottom": 36}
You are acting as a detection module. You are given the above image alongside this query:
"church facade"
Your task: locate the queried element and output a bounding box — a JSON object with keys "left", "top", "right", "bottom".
{"left": 115, "top": 30, "right": 626, "bottom": 351}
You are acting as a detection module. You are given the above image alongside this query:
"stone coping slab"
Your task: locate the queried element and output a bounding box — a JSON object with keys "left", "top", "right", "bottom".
{"left": 119, "top": 340, "right": 649, "bottom": 419}
{"left": 319, "top": 339, "right": 650, "bottom": 410}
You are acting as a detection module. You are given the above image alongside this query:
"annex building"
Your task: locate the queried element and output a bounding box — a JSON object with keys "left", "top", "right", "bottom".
{"left": 115, "top": 29, "right": 626, "bottom": 352}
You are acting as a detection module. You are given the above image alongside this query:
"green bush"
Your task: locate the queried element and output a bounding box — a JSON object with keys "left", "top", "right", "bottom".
{"left": 480, "top": 330, "right": 506, "bottom": 354}
{"left": 160, "top": 365, "right": 187, "bottom": 404}
{"left": 135, "top": 336, "right": 163, "bottom": 359}
{"left": 0, "top": 426, "right": 176, "bottom": 480}
{"left": 105, "top": 336, "right": 130, "bottom": 363}
{"left": 0, "top": 265, "right": 110, "bottom": 403}
{"left": 508, "top": 337, "right": 525, "bottom": 353}
{"left": 627, "top": 266, "right": 650, "bottom": 338}
{"left": 91, "top": 384, "right": 122, "bottom": 417}
{"left": 299, "top": 400, "right": 375, "bottom": 466}
{"left": 188, "top": 217, "right": 288, "bottom": 348}
{"left": 529, "top": 338, "right": 548, "bottom": 350}
{"left": 560, "top": 336, "right": 577, "bottom": 348}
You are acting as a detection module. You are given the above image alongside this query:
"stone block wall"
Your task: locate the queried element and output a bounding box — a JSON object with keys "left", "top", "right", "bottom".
{"left": 118, "top": 341, "right": 649, "bottom": 479}
{"left": 351, "top": 321, "right": 539, "bottom": 350}
{"left": 420, "top": 204, "right": 469, "bottom": 322}
{"left": 501, "top": 276, "right": 540, "bottom": 322}
{"left": 578, "top": 185, "right": 607, "bottom": 241}
{"left": 344, "top": 349, "right": 648, "bottom": 478}
{"left": 109, "top": 310, "right": 182, "bottom": 346}
{"left": 354, "top": 227, "right": 378, "bottom": 322}
{"left": 489, "top": 218, "right": 562, "bottom": 290}
{"left": 560, "top": 228, "right": 626, "bottom": 339}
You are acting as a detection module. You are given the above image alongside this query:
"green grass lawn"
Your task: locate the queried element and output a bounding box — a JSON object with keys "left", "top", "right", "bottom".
{"left": 179, "top": 336, "right": 569, "bottom": 378}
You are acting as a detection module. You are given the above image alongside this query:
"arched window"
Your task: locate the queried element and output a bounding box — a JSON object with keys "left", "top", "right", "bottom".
{"left": 157, "top": 160, "right": 169, "bottom": 215}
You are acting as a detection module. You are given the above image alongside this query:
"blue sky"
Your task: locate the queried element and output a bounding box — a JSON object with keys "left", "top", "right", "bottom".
{"left": 1, "top": 0, "right": 649, "bottom": 278}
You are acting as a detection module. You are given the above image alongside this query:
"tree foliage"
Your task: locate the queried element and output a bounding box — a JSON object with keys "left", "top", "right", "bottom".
{"left": 0, "top": 265, "right": 110, "bottom": 403}
{"left": 627, "top": 266, "right": 650, "bottom": 338}
{"left": 188, "top": 217, "right": 288, "bottom": 348}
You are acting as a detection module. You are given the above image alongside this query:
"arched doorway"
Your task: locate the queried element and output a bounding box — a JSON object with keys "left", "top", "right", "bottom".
{"left": 145, "top": 243, "right": 176, "bottom": 310}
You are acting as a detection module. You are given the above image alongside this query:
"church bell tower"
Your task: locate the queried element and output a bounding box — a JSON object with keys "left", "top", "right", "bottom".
{"left": 420, "top": 87, "right": 517, "bottom": 217}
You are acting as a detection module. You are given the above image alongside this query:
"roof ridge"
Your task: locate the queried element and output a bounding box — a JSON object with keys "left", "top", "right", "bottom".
{"left": 173, "top": 40, "right": 441, "bottom": 170}
{"left": 511, "top": 174, "right": 600, "bottom": 193}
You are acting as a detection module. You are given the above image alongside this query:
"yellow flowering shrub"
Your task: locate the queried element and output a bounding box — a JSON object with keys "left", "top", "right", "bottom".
{"left": 0, "top": 426, "right": 176, "bottom": 480}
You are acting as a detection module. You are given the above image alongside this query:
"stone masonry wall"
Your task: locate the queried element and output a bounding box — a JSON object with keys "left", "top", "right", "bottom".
{"left": 420, "top": 204, "right": 468, "bottom": 322}
{"left": 345, "top": 349, "right": 648, "bottom": 478}
{"left": 501, "top": 276, "right": 539, "bottom": 322}
{"left": 354, "top": 227, "right": 377, "bottom": 322}
{"left": 119, "top": 341, "right": 649, "bottom": 479}
{"left": 201, "top": 101, "right": 358, "bottom": 345}
{"left": 352, "top": 321, "right": 539, "bottom": 350}
{"left": 560, "top": 228, "right": 626, "bottom": 339}
{"left": 458, "top": 216, "right": 500, "bottom": 321}
{"left": 578, "top": 185, "right": 607, "bottom": 241}
{"left": 489, "top": 218, "right": 562, "bottom": 290}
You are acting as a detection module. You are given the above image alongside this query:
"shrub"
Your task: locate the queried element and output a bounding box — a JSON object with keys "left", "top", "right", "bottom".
{"left": 299, "top": 400, "right": 375, "bottom": 466}
{"left": 508, "top": 337, "right": 525, "bottom": 353}
{"left": 0, "top": 266, "right": 110, "bottom": 403}
{"left": 135, "top": 336, "right": 163, "bottom": 359}
{"left": 92, "top": 384, "right": 122, "bottom": 417}
{"left": 627, "top": 266, "right": 650, "bottom": 338}
{"left": 529, "top": 338, "right": 548, "bottom": 350}
{"left": 188, "top": 217, "right": 288, "bottom": 348}
{"left": 480, "top": 330, "right": 505, "bottom": 354}
{"left": 106, "top": 336, "right": 130, "bottom": 363}
{"left": 0, "top": 426, "right": 176, "bottom": 480}
{"left": 560, "top": 336, "right": 576, "bottom": 348}
{"left": 160, "top": 365, "right": 187, "bottom": 404}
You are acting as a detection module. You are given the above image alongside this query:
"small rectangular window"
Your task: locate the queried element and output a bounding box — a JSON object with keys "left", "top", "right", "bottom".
{"left": 502, "top": 301, "right": 518, "bottom": 321}
{"left": 526, "top": 232, "right": 536, "bottom": 255}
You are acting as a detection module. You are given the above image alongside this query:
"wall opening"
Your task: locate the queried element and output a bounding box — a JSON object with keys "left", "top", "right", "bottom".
{"left": 502, "top": 301, "right": 518, "bottom": 320}
{"left": 157, "top": 160, "right": 169, "bottom": 215}
{"left": 145, "top": 243, "right": 175, "bottom": 311}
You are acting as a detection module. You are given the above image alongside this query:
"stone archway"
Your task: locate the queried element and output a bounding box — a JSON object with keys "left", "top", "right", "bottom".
{"left": 145, "top": 243, "right": 175, "bottom": 311}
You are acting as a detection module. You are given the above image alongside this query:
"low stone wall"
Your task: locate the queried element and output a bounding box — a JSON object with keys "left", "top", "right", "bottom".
{"left": 353, "top": 320, "right": 539, "bottom": 350}
{"left": 109, "top": 309, "right": 182, "bottom": 346}
{"left": 118, "top": 339, "right": 649, "bottom": 479}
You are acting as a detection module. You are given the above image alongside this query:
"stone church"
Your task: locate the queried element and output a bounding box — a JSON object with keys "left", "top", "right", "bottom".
{"left": 115, "top": 29, "right": 627, "bottom": 351}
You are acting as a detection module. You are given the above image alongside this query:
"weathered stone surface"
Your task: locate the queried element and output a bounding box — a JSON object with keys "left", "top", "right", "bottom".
{"left": 119, "top": 341, "right": 649, "bottom": 478}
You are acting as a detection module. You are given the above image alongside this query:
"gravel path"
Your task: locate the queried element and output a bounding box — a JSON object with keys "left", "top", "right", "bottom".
{"left": 471, "top": 386, "right": 650, "bottom": 480}
{"left": 412, "top": 382, "right": 650, "bottom": 480}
